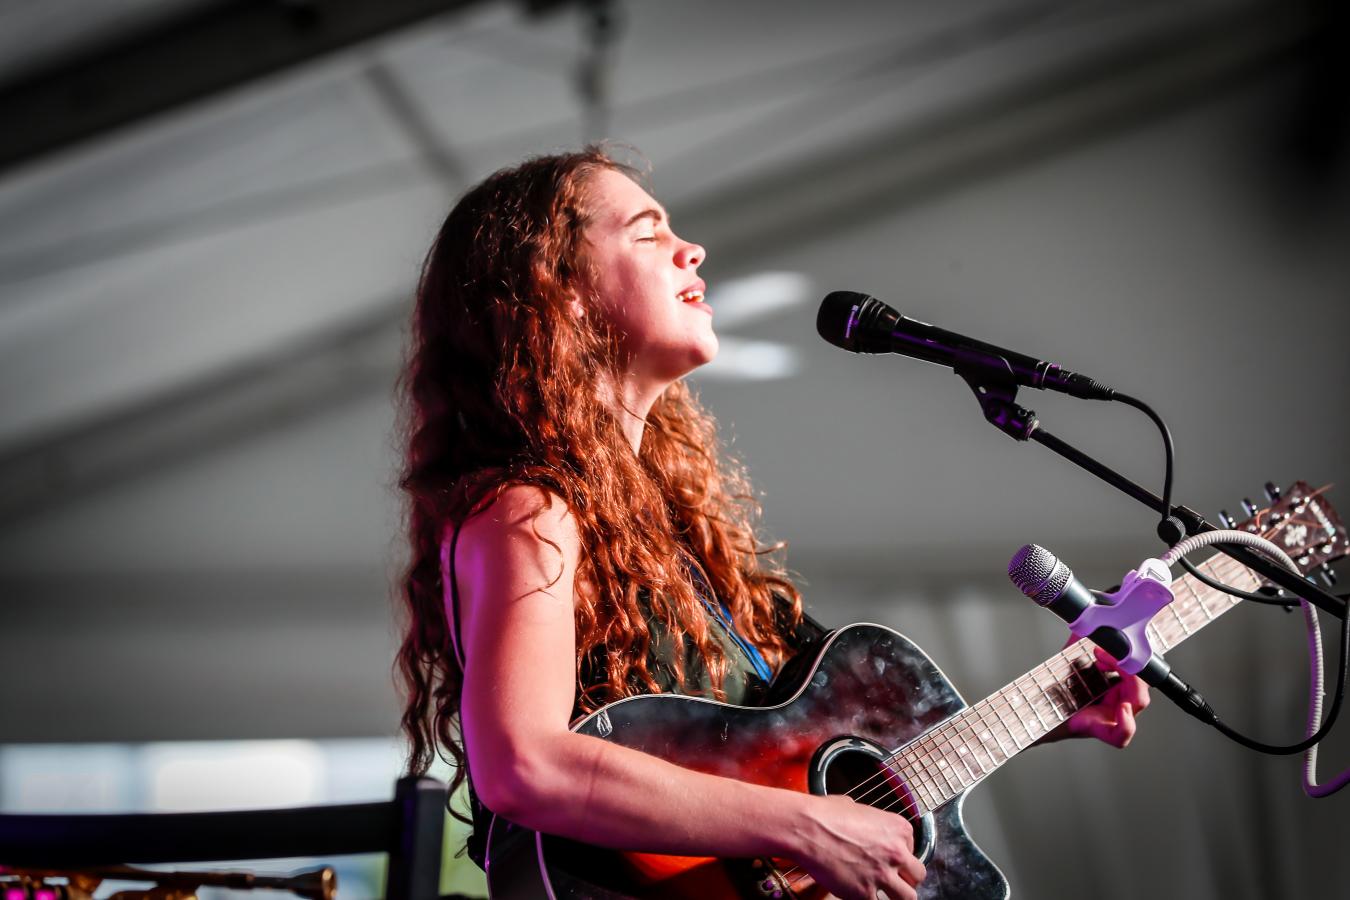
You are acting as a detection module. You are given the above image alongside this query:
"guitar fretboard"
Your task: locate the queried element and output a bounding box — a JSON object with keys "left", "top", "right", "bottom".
{"left": 890, "top": 553, "right": 1261, "bottom": 813}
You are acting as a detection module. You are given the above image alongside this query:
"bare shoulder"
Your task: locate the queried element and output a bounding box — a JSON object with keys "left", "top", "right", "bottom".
{"left": 460, "top": 484, "right": 579, "bottom": 549}
{"left": 455, "top": 484, "right": 582, "bottom": 600}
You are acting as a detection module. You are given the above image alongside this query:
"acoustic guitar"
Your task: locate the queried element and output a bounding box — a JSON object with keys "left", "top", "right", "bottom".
{"left": 485, "top": 482, "right": 1346, "bottom": 899}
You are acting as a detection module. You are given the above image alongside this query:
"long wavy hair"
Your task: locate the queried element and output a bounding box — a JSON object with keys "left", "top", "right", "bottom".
{"left": 395, "top": 147, "right": 803, "bottom": 811}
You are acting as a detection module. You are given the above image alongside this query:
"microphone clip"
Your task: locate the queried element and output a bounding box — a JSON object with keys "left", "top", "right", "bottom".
{"left": 959, "top": 371, "right": 1039, "bottom": 441}
{"left": 1067, "top": 559, "right": 1175, "bottom": 676}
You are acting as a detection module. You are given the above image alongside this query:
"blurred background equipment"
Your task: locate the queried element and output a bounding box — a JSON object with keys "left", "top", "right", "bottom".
{"left": 0, "top": 776, "right": 442, "bottom": 900}
{"left": 0, "top": 863, "right": 336, "bottom": 900}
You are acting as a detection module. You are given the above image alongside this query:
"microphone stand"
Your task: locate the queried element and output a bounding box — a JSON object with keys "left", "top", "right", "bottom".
{"left": 959, "top": 371, "right": 1347, "bottom": 621}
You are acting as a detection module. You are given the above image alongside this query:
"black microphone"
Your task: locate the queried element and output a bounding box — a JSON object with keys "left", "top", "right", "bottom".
{"left": 1007, "top": 543, "right": 1217, "bottom": 723}
{"left": 816, "top": 290, "right": 1114, "bottom": 400}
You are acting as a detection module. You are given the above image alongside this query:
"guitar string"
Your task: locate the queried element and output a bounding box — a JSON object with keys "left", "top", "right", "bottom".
{"left": 773, "top": 551, "right": 1261, "bottom": 891}
{"left": 843, "top": 495, "right": 1331, "bottom": 825}
{"left": 765, "top": 512, "right": 1315, "bottom": 891}
{"left": 766, "top": 647, "right": 1109, "bottom": 889}
{"left": 797, "top": 502, "right": 1312, "bottom": 844}
{"left": 844, "top": 534, "right": 1269, "bottom": 810}
{"left": 771, "top": 529, "right": 1281, "bottom": 888}
{"left": 837, "top": 549, "right": 1250, "bottom": 814}
{"left": 841, "top": 644, "right": 1108, "bottom": 813}
{"left": 854, "top": 549, "right": 1254, "bottom": 816}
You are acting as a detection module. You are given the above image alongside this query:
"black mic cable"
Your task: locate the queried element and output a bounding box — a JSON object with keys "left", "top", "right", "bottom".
{"left": 816, "top": 291, "right": 1178, "bottom": 535}
{"left": 1011, "top": 542, "right": 1350, "bottom": 773}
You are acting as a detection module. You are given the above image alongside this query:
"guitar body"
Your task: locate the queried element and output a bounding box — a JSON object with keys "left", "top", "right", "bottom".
{"left": 484, "top": 623, "right": 1009, "bottom": 900}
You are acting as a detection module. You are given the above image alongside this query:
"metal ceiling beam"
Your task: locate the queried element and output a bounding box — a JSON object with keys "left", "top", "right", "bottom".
{"left": 0, "top": 3, "right": 1313, "bottom": 524}
{"left": 0, "top": 0, "right": 568, "bottom": 175}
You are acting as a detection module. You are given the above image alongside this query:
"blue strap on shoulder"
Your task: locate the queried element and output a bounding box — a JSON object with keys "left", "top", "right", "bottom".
{"left": 685, "top": 556, "right": 774, "bottom": 684}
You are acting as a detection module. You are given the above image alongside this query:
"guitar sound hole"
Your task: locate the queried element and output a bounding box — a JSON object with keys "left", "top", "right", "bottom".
{"left": 811, "top": 738, "right": 933, "bottom": 863}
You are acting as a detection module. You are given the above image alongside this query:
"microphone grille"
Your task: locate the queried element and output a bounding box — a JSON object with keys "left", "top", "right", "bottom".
{"left": 816, "top": 291, "right": 897, "bottom": 352}
{"left": 1008, "top": 544, "right": 1069, "bottom": 607}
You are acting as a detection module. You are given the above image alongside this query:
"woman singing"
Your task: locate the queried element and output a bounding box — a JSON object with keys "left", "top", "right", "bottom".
{"left": 395, "top": 148, "right": 1147, "bottom": 900}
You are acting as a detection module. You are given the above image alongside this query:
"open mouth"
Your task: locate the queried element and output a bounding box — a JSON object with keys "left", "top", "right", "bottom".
{"left": 677, "top": 289, "right": 705, "bottom": 304}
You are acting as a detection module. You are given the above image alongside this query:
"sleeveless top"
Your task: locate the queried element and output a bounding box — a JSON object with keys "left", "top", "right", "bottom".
{"left": 440, "top": 520, "right": 793, "bottom": 869}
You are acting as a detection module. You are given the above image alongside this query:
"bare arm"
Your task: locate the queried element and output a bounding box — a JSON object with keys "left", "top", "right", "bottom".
{"left": 454, "top": 486, "right": 925, "bottom": 899}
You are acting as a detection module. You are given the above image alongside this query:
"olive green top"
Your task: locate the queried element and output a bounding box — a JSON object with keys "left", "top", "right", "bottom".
{"left": 573, "top": 591, "right": 773, "bottom": 719}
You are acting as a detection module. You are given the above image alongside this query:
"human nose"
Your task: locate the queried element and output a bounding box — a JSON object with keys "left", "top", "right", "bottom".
{"left": 675, "top": 237, "right": 705, "bottom": 269}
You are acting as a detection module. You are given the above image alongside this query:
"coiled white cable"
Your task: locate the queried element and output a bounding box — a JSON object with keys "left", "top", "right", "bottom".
{"left": 1161, "top": 529, "right": 1347, "bottom": 796}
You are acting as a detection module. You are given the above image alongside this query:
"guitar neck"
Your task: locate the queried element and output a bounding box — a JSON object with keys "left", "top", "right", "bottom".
{"left": 892, "top": 553, "right": 1260, "bottom": 813}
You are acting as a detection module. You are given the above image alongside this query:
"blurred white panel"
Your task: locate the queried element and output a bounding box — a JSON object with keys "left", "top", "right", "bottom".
{"left": 702, "top": 271, "right": 812, "bottom": 330}
{"left": 694, "top": 336, "right": 800, "bottom": 381}
{"left": 143, "top": 740, "right": 325, "bottom": 811}
{"left": 0, "top": 743, "right": 135, "bottom": 812}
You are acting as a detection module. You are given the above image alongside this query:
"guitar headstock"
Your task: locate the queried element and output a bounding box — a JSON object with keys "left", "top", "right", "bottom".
{"left": 1226, "top": 481, "right": 1347, "bottom": 585}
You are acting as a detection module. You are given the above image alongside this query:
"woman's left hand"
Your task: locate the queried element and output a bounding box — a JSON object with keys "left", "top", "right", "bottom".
{"left": 1043, "top": 646, "right": 1151, "bottom": 748}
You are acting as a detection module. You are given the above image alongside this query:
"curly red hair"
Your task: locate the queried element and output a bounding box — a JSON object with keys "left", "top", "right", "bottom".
{"left": 395, "top": 147, "right": 803, "bottom": 811}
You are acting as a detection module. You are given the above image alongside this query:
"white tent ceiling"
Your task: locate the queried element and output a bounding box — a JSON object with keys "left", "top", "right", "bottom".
{"left": 1, "top": 0, "right": 1341, "bottom": 578}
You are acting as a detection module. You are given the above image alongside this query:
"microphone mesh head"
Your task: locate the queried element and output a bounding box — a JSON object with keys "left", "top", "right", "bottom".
{"left": 816, "top": 291, "right": 873, "bottom": 351}
{"left": 1008, "top": 544, "right": 1069, "bottom": 606}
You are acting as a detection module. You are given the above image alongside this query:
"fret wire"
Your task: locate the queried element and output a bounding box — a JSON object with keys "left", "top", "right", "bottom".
{"left": 977, "top": 697, "right": 1010, "bottom": 763}
{"left": 1027, "top": 666, "right": 1057, "bottom": 719}
{"left": 939, "top": 718, "right": 977, "bottom": 782}
{"left": 1011, "top": 685, "right": 1042, "bottom": 746}
{"left": 1044, "top": 656, "right": 1081, "bottom": 712}
{"left": 915, "top": 731, "right": 955, "bottom": 798}
{"left": 991, "top": 689, "right": 1025, "bottom": 750}
{"left": 1207, "top": 555, "right": 1261, "bottom": 594}
{"left": 949, "top": 720, "right": 983, "bottom": 782}
{"left": 1050, "top": 654, "right": 1094, "bottom": 715}
{"left": 900, "top": 751, "right": 937, "bottom": 813}
{"left": 940, "top": 724, "right": 975, "bottom": 791}
{"left": 926, "top": 732, "right": 961, "bottom": 797}
{"left": 1047, "top": 663, "right": 1076, "bottom": 718}
{"left": 1150, "top": 619, "right": 1176, "bottom": 654}
{"left": 1174, "top": 593, "right": 1207, "bottom": 633}
{"left": 914, "top": 775, "right": 937, "bottom": 814}
{"left": 1030, "top": 665, "right": 1070, "bottom": 721}
{"left": 1179, "top": 575, "right": 1216, "bottom": 620}
{"left": 1198, "top": 557, "right": 1238, "bottom": 606}
{"left": 1188, "top": 593, "right": 1216, "bottom": 628}
{"left": 1061, "top": 656, "right": 1093, "bottom": 706}
{"left": 894, "top": 749, "right": 929, "bottom": 813}
{"left": 982, "top": 698, "right": 1017, "bottom": 763}
{"left": 1013, "top": 677, "right": 1052, "bottom": 736}
{"left": 964, "top": 713, "right": 999, "bottom": 774}
{"left": 955, "top": 708, "right": 997, "bottom": 773}
{"left": 1001, "top": 685, "right": 1036, "bottom": 747}
{"left": 910, "top": 736, "right": 944, "bottom": 802}
{"left": 988, "top": 696, "right": 1021, "bottom": 760}
{"left": 1068, "top": 649, "right": 1111, "bottom": 703}
{"left": 931, "top": 724, "right": 972, "bottom": 788}
{"left": 914, "top": 747, "right": 944, "bottom": 812}
{"left": 970, "top": 698, "right": 1013, "bottom": 763}
{"left": 1201, "top": 561, "right": 1242, "bottom": 611}
{"left": 899, "top": 744, "right": 936, "bottom": 810}
{"left": 1166, "top": 600, "right": 1192, "bottom": 639}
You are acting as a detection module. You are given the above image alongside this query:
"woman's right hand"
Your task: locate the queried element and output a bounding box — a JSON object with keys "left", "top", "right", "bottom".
{"left": 789, "top": 793, "right": 927, "bottom": 900}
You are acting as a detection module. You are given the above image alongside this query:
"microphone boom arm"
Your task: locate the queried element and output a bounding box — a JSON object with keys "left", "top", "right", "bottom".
{"left": 964, "top": 380, "right": 1347, "bottom": 621}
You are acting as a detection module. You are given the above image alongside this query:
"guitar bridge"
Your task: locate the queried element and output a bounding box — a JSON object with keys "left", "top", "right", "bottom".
{"left": 750, "top": 857, "right": 794, "bottom": 899}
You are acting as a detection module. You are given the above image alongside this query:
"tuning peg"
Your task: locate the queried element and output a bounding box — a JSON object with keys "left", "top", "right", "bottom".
{"left": 1218, "top": 509, "right": 1237, "bottom": 529}
{"left": 1241, "top": 497, "right": 1259, "bottom": 518}
{"left": 1264, "top": 482, "right": 1282, "bottom": 503}
{"left": 1320, "top": 564, "right": 1338, "bottom": 587}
